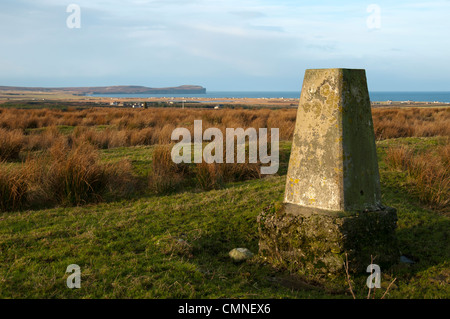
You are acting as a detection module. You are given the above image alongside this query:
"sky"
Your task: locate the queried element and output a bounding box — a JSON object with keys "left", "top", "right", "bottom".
{"left": 0, "top": 0, "right": 449, "bottom": 91}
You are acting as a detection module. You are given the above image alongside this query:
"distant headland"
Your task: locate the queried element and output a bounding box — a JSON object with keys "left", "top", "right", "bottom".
{"left": 0, "top": 85, "right": 206, "bottom": 95}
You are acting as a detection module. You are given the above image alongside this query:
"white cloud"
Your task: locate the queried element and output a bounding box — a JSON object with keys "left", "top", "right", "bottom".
{"left": 0, "top": 0, "right": 449, "bottom": 90}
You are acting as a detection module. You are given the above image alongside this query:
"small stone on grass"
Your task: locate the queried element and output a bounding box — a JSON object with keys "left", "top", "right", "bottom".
{"left": 229, "top": 248, "right": 254, "bottom": 262}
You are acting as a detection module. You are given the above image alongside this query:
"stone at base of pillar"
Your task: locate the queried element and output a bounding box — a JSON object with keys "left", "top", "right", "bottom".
{"left": 257, "top": 202, "right": 399, "bottom": 279}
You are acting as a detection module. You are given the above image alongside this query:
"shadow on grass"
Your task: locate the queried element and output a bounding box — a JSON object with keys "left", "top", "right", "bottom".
{"left": 379, "top": 180, "right": 449, "bottom": 298}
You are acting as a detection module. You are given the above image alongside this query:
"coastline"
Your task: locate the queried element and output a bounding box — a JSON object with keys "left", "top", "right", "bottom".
{"left": 1, "top": 89, "right": 450, "bottom": 108}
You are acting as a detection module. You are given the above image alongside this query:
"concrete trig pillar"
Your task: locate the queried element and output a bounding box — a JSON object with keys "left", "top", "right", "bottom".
{"left": 258, "top": 69, "right": 399, "bottom": 278}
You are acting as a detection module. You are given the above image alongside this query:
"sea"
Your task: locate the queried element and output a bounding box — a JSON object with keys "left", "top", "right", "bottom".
{"left": 90, "top": 91, "right": 450, "bottom": 103}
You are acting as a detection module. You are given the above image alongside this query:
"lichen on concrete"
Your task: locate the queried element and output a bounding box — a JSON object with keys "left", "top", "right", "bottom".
{"left": 258, "top": 203, "right": 399, "bottom": 280}
{"left": 284, "top": 68, "right": 382, "bottom": 212}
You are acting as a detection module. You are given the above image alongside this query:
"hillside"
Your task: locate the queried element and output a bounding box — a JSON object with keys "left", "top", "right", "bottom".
{"left": 0, "top": 85, "right": 206, "bottom": 95}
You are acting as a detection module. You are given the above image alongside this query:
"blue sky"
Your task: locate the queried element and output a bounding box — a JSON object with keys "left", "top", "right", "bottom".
{"left": 0, "top": 0, "right": 449, "bottom": 91}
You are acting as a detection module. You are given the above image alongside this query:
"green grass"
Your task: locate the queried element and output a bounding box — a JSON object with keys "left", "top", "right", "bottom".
{"left": 374, "top": 136, "right": 449, "bottom": 298}
{"left": 100, "top": 145, "right": 154, "bottom": 177}
{"left": 25, "top": 125, "right": 76, "bottom": 135}
{"left": 0, "top": 137, "right": 448, "bottom": 298}
{"left": 376, "top": 136, "right": 448, "bottom": 156}
{"left": 0, "top": 176, "right": 335, "bottom": 298}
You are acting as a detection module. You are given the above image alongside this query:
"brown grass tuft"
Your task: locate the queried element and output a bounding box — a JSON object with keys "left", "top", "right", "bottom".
{"left": 0, "top": 162, "right": 29, "bottom": 211}
{"left": 44, "top": 141, "right": 112, "bottom": 205}
{"left": 385, "top": 141, "right": 449, "bottom": 211}
{"left": 373, "top": 107, "right": 450, "bottom": 140}
{"left": 0, "top": 128, "right": 25, "bottom": 161}
{"left": 148, "top": 144, "right": 189, "bottom": 194}
{"left": 194, "top": 161, "right": 224, "bottom": 190}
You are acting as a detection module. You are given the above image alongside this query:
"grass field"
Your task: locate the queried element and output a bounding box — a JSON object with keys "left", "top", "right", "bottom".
{"left": 0, "top": 142, "right": 448, "bottom": 298}
{"left": 0, "top": 106, "right": 448, "bottom": 299}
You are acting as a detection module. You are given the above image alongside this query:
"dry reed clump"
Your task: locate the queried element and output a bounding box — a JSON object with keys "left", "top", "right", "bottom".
{"left": 0, "top": 143, "right": 135, "bottom": 210}
{"left": 0, "top": 162, "right": 29, "bottom": 211}
{"left": 212, "top": 142, "right": 263, "bottom": 187}
{"left": 152, "top": 124, "right": 177, "bottom": 145}
{"left": 224, "top": 162, "right": 262, "bottom": 182}
{"left": 385, "top": 140, "right": 450, "bottom": 212}
{"left": 0, "top": 128, "right": 25, "bottom": 161}
{"left": 194, "top": 161, "right": 225, "bottom": 190}
{"left": 0, "top": 106, "right": 448, "bottom": 140}
{"left": 23, "top": 126, "right": 63, "bottom": 151}
{"left": 194, "top": 161, "right": 262, "bottom": 191}
{"left": 0, "top": 107, "right": 298, "bottom": 146}
{"left": 149, "top": 142, "right": 263, "bottom": 193}
{"left": 372, "top": 108, "right": 450, "bottom": 140}
{"left": 102, "top": 159, "right": 137, "bottom": 198}
{"left": 128, "top": 127, "right": 154, "bottom": 146}
{"left": 384, "top": 145, "right": 414, "bottom": 169}
{"left": 0, "top": 154, "right": 50, "bottom": 212}
{"left": 72, "top": 127, "right": 131, "bottom": 149}
{"left": 20, "top": 156, "right": 50, "bottom": 208}
{"left": 44, "top": 140, "right": 106, "bottom": 205}
{"left": 0, "top": 106, "right": 448, "bottom": 154}
{"left": 267, "top": 109, "right": 296, "bottom": 141}
{"left": 148, "top": 144, "right": 190, "bottom": 194}
{"left": 438, "top": 143, "right": 450, "bottom": 167}
{"left": 43, "top": 140, "right": 134, "bottom": 206}
{"left": 73, "top": 126, "right": 158, "bottom": 149}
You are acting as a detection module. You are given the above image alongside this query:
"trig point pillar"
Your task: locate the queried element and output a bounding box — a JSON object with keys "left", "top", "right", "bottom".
{"left": 258, "top": 69, "right": 399, "bottom": 278}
